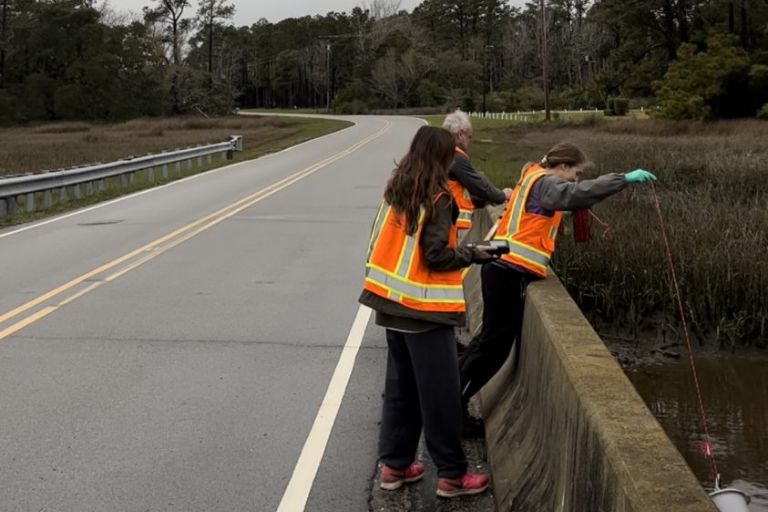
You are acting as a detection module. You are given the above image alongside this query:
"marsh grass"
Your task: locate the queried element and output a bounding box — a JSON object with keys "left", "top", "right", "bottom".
{"left": 466, "top": 118, "right": 768, "bottom": 349}
{"left": 0, "top": 115, "right": 350, "bottom": 227}
{"left": 0, "top": 116, "right": 313, "bottom": 176}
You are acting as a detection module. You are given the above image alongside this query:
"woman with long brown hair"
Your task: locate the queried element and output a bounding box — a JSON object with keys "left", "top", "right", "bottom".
{"left": 359, "top": 126, "right": 492, "bottom": 498}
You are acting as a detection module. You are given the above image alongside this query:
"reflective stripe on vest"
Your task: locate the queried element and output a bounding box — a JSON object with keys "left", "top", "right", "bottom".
{"left": 449, "top": 146, "right": 474, "bottom": 231}
{"left": 365, "top": 265, "right": 466, "bottom": 303}
{"left": 363, "top": 200, "right": 466, "bottom": 313}
{"left": 448, "top": 179, "right": 473, "bottom": 231}
{"left": 495, "top": 164, "right": 563, "bottom": 277}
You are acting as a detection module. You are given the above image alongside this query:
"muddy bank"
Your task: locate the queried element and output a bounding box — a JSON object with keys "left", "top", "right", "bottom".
{"left": 598, "top": 326, "right": 768, "bottom": 368}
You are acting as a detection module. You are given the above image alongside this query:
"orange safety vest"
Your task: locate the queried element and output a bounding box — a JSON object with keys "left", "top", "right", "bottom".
{"left": 363, "top": 195, "right": 466, "bottom": 313}
{"left": 448, "top": 146, "right": 474, "bottom": 231}
{"left": 494, "top": 164, "right": 563, "bottom": 278}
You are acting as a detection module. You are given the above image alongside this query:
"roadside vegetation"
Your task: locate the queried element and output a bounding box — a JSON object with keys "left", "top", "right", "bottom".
{"left": 438, "top": 116, "right": 768, "bottom": 351}
{"left": 0, "top": 115, "right": 350, "bottom": 226}
{"left": 0, "top": 116, "right": 349, "bottom": 176}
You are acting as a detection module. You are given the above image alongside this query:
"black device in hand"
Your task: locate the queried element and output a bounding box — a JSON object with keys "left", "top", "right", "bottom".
{"left": 467, "top": 240, "right": 510, "bottom": 256}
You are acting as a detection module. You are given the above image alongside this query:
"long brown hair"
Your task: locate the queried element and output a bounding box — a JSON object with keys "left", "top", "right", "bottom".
{"left": 384, "top": 126, "right": 454, "bottom": 235}
{"left": 539, "top": 142, "right": 589, "bottom": 169}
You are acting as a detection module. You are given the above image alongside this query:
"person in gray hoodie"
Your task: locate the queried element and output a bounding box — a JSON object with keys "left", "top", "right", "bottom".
{"left": 458, "top": 142, "right": 657, "bottom": 436}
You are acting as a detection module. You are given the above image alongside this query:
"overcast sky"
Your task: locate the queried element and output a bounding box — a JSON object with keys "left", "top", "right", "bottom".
{"left": 102, "top": 0, "right": 525, "bottom": 27}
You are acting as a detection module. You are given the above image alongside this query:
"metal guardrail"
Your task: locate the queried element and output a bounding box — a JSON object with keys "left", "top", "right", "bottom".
{"left": 0, "top": 135, "right": 243, "bottom": 217}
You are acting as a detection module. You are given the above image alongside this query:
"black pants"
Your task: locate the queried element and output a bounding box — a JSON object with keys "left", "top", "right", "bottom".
{"left": 379, "top": 326, "right": 467, "bottom": 478}
{"left": 459, "top": 262, "right": 533, "bottom": 403}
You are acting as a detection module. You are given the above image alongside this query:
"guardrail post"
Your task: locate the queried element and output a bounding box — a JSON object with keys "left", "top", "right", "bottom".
{"left": 207, "top": 154, "right": 212, "bottom": 165}
{"left": 162, "top": 164, "right": 169, "bottom": 180}
{"left": 176, "top": 162, "right": 181, "bottom": 177}
{"left": 187, "top": 159, "right": 192, "bottom": 172}
{"left": 221, "top": 151, "right": 228, "bottom": 161}
{"left": 25, "top": 192, "right": 35, "bottom": 213}
{"left": 0, "top": 198, "right": 7, "bottom": 216}
{"left": 197, "top": 156, "right": 203, "bottom": 168}
{"left": 148, "top": 167, "right": 155, "bottom": 184}
{"left": 128, "top": 172, "right": 135, "bottom": 186}
{"left": 85, "top": 181, "right": 94, "bottom": 197}
{"left": 72, "top": 184, "right": 82, "bottom": 200}
{"left": 59, "top": 187, "right": 68, "bottom": 202}
{"left": 43, "top": 190, "right": 53, "bottom": 208}
{"left": 98, "top": 179, "right": 105, "bottom": 192}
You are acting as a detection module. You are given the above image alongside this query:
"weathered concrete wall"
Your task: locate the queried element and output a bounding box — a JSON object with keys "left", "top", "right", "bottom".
{"left": 463, "top": 208, "right": 717, "bottom": 512}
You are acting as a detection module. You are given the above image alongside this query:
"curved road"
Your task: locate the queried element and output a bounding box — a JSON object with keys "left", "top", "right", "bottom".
{"left": 0, "top": 115, "right": 432, "bottom": 511}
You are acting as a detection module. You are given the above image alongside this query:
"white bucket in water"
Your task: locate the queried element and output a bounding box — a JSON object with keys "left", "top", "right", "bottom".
{"left": 710, "top": 488, "right": 751, "bottom": 512}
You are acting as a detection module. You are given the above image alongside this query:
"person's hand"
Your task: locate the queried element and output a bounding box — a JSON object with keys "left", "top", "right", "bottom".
{"left": 624, "top": 169, "right": 657, "bottom": 183}
{"left": 503, "top": 187, "right": 513, "bottom": 200}
{"left": 471, "top": 247, "right": 498, "bottom": 263}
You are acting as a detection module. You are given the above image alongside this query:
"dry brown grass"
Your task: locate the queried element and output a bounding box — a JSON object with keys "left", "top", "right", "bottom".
{"left": 0, "top": 116, "right": 302, "bottom": 176}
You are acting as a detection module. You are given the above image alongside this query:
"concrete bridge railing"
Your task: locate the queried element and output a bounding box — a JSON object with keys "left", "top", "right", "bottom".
{"left": 462, "top": 207, "right": 717, "bottom": 512}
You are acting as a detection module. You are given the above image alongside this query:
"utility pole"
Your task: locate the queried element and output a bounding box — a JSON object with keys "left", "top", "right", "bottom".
{"left": 0, "top": 0, "right": 8, "bottom": 90}
{"left": 540, "top": 0, "right": 551, "bottom": 121}
{"left": 740, "top": 0, "right": 748, "bottom": 48}
{"left": 482, "top": 44, "right": 494, "bottom": 116}
{"left": 317, "top": 34, "right": 356, "bottom": 112}
{"left": 207, "top": 9, "right": 213, "bottom": 90}
{"left": 728, "top": 2, "right": 735, "bottom": 33}
{"left": 325, "top": 43, "right": 331, "bottom": 112}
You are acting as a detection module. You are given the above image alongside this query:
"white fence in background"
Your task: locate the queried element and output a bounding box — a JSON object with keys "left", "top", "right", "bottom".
{"left": 467, "top": 109, "right": 606, "bottom": 122}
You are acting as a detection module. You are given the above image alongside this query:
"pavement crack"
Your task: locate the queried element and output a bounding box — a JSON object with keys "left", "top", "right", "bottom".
{"left": 367, "top": 459, "right": 379, "bottom": 512}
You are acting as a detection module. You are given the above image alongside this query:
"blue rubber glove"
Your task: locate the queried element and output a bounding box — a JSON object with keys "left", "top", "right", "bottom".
{"left": 624, "top": 169, "right": 657, "bottom": 183}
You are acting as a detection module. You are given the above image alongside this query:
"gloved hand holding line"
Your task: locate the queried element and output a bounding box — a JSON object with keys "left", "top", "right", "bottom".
{"left": 624, "top": 169, "right": 657, "bottom": 183}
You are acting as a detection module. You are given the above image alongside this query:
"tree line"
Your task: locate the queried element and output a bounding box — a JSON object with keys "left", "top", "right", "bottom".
{"left": 0, "top": 0, "right": 767, "bottom": 123}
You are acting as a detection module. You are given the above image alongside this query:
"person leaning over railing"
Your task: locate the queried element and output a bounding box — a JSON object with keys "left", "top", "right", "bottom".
{"left": 359, "top": 126, "right": 495, "bottom": 499}
{"left": 458, "top": 142, "right": 657, "bottom": 434}
{"left": 442, "top": 109, "right": 512, "bottom": 238}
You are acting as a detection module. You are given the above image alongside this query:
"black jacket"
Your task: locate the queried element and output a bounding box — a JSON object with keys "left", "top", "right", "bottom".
{"left": 449, "top": 150, "right": 506, "bottom": 206}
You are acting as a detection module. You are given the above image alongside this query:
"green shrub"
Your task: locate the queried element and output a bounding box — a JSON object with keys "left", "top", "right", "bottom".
{"left": 605, "top": 97, "right": 630, "bottom": 116}
{"left": 54, "top": 84, "right": 89, "bottom": 120}
{"left": 653, "top": 34, "right": 750, "bottom": 120}
{"left": 614, "top": 97, "right": 630, "bottom": 115}
{"left": 22, "top": 74, "right": 57, "bottom": 121}
{"left": 335, "top": 100, "right": 369, "bottom": 115}
{"left": 758, "top": 104, "right": 768, "bottom": 119}
{"left": 334, "top": 82, "right": 371, "bottom": 105}
{"left": 504, "top": 85, "right": 545, "bottom": 112}
{"left": 461, "top": 95, "right": 477, "bottom": 112}
{"left": 415, "top": 79, "right": 446, "bottom": 107}
{"left": 0, "top": 90, "right": 16, "bottom": 123}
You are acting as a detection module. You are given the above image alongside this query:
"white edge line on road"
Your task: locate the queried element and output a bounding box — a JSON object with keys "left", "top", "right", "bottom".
{"left": 276, "top": 305, "right": 373, "bottom": 512}
{"left": 0, "top": 118, "right": 360, "bottom": 240}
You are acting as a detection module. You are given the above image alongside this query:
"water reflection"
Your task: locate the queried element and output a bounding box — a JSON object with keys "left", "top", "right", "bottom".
{"left": 628, "top": 358, "right": 768, "bottom": 511}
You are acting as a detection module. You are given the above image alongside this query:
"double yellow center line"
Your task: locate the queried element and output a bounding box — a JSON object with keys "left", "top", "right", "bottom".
{"left": 0, "top": 121, "right": 392, "bottom": 342}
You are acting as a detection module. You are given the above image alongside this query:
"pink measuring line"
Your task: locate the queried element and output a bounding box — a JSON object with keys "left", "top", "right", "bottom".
{"left": 649, "top": 183, "right": 720, "bottom": 486}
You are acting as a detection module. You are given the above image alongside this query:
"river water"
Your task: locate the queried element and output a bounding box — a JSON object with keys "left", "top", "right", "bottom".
{"left": 628, "top": 358, "right": 768, "bottom": 511}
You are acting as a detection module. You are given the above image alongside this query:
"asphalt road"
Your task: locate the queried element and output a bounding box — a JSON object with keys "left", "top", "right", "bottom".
{"left": 0, "top": 115, "right": 493, "bottom": 512}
